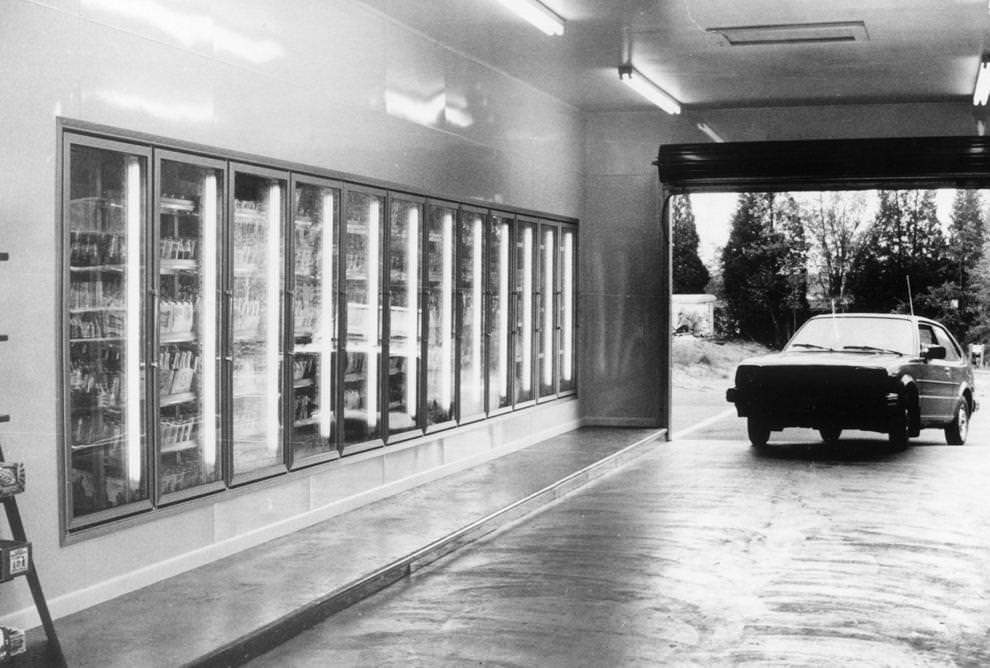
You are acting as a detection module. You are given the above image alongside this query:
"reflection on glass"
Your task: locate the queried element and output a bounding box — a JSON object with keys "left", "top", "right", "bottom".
{"left": 487, "top": 216, "right": 512, "bottom": 412}
{"left": 387, "top": 198, "right": 422, "bottom": 436}
{"left": 458, "top": 211, "right": 485, "bottom": 419}
{"left": 539, "top": 226, "right": 557, "bottom": 398}
{"left": 343, "top": 191, "right": 383, "bottom": 446}
{"left": 231, "top": 172, "right": 284, "bottom": 474}
{"left": 291, "top": 182, "right": 338, "bottom": 461}
{"left": 559, "top": 227, "right": 576, "bottom": 392}
{"left": 425, "top": 205, "right": 455, "bottom": 427}
{"left": 67, "top": 144, "right": 148, "bottom": 518}
{"left": 157, "top": 159, "right": 222, "bottom": 495}
{"left": 514, "top": 222, "right": 535, "bottom": 404}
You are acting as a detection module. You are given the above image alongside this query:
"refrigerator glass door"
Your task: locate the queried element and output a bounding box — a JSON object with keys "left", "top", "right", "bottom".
{"left": 487, "top": 216, "right": 512, "bottom": 412}
{"left": 156, "top": 157, "right": 223, "bottom": 497}
{"left": 342, "top": 190, "right": 384, "bottom": 448}
{"left": 457, "top": 211, "right": 486, "bottom": 421}
{"left": 66, "top": 141, "right": 149, "bottom": 520}
{"left": 425, "top": 204, "right": 455, "bottom": 428}
{"left": 538, "top": 225, "right": 558, "bottom": 399}
{"left": 559, "top": 226, "right": 576, "bottom": 393}
{"left": 231, "top": 171, "right": 285, "bottom": 475}
{"left": 513, "top": 220, "right": 536, "bottom": 405}
{"left": 386, "top": 198, "right": 423, "bottom": 437}
{"left": 290, "top": 180, "right": 339, "bottom": 462}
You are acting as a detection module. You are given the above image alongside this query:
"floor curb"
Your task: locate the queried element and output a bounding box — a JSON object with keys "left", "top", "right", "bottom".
{"left": 187, "top": 429, "right": 666, "bottom": 668}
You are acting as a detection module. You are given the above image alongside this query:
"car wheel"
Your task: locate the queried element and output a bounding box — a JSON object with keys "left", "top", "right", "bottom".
{"left": 819, "top": 427, "right": 841, "bottom": 443}
{"left": 889, "top": 400, "right": 911, "bottom": 449}
{"left": 945, "top": 399, "right": 970, "bottom": 446}
{"left": 747, "top": 417, "right": 771, "bottom": 447}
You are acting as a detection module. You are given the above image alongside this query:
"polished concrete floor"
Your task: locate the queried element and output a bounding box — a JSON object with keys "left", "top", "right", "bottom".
{"left": 26, "top": 427, "right": 662, "bottom": 667}
{"left": 248, "top": 436, "right": 990, "bottom": 667}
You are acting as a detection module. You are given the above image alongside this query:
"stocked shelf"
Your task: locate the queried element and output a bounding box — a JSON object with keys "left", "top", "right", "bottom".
{"left": 161, "top": 391, "right": 196, "bottom": 407}
{"left": 161, "top": 439, "right": 198, "bottom": 454}
{"left": 160, "top": 197, "right": 196, "bottom": 213}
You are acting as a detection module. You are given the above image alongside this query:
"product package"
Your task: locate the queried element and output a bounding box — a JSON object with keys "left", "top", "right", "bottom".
{"left": 0, "top": 540, "right": 30, "bottom": 582}
{"left": 0, "top": 462, "right": 24, "bottom": 499}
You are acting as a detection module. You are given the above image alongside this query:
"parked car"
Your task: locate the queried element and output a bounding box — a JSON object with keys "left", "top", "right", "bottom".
{"left": 726, "top": 313, "right": 977, "bottom": 447}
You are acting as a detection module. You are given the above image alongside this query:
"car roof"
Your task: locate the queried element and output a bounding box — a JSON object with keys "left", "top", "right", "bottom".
{"left": 806, "top": 313, "right": 938, "bottom": 326}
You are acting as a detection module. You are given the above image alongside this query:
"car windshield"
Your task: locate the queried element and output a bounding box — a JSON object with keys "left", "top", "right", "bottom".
{"left": 786, "top": 316, "right": 915, "bottom": 355}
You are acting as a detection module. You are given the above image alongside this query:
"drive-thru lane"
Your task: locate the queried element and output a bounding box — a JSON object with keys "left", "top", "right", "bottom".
{"left": 248, "top": 373, "right": 990, "bottom": 667}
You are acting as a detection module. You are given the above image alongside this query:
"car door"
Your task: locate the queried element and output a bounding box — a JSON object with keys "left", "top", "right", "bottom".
{"left": 915, "top": 322, "right": 960, "bottom": 423}
{"left": 930, "top": 323, "right": 967, "bottom": 419}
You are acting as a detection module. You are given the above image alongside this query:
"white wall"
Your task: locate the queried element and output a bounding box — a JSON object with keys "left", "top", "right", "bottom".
{"left": 0, "top": 0, "right": 583, "bottom": 625}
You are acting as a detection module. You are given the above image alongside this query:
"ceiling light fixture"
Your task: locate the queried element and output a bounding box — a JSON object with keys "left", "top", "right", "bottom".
{"left": 618, "top": 64, "right": 681, "bottom": 115}
{"left": 974, "top": 55, "right": 990, "bottom": 106}
{"left": 498, "top": 0, "right": 565, "bottom": 36}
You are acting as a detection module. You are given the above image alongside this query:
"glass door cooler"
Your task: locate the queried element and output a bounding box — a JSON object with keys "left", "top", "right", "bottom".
{"left": 486, "top": 214, "right": 513, "bottom": 415}
{"left": 341, "top": 189, "right": 384, "bottom": 452}
{"left": 424, "top": 202, "right": 456, "bottom": 431}
{"left": 64, "top": 136, "right": 151, "bottom": 527}
{"left": 288, "top": 176, "right": 339, "bottom": 466}
{"left": 154, "top": 152, "right": 225, "bottom": 502}
{"left": 558, "top": 224, "right": 577, "bottom": 395}
{"left": 513, "top": 218, "right": 537, "bottom": 407}
{"left": 456, "top": 208, "right": 486, "bottom": 423}
{"left": 537, "top": 223, "right": 558, "bottom": 401}
{"left": 227, "top": 165, "right": 288, "bottom": 482}
{"left": 385, "top": 196, "right": 423, "bottom": 440}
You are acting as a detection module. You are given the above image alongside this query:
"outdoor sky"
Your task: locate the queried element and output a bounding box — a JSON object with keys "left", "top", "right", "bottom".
{"left": 690, "top": 189, "right": 959, "bottom": 266}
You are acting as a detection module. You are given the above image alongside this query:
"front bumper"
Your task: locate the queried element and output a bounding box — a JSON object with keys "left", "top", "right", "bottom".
{"left": 727, "top": 381, "right": 899, "bottom": 432}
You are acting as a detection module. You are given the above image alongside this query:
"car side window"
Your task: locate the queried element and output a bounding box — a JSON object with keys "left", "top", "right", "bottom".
{"left": 918, "top": 325, "right": 936, "bottom": 353}
{"left": 932, "top": 325, "right": 961, "bottom": 362}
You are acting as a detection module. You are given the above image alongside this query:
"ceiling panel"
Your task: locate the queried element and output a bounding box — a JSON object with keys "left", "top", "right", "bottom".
{"left": 358, "top": 0, "right": 990, "bottom": 113}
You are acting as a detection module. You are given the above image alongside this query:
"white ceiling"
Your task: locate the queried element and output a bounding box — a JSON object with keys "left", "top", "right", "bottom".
{"left": 359, "top": 0, "right": 990, "bottom": 114}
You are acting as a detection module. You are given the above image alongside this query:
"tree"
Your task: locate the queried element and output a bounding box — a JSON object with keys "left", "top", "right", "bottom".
{"left": 671, "top": 195, "right": 710, "bottom": 293}
{"left": 846, "top": 190, "right": 948, "bottom": 313}
{"left": 801, "top": 191, "right": 866, "bottom": 307}
{"left": 721, "top": 192, "right": 809, "bottom": 347}
{"left": 943, "top": 190, "right": 985, "bottom": 342}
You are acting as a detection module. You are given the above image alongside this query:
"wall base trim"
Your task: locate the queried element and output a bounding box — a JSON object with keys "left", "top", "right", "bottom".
{"left": 582, "top": 416, "right": 661, "bottom": 428}
{"left": 3, "top": 409, "right": 581, "bottom": 630}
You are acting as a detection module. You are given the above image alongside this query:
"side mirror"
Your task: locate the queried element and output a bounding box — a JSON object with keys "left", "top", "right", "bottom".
{"left": 923, "top": 345, "right": 946, "bottom": 361}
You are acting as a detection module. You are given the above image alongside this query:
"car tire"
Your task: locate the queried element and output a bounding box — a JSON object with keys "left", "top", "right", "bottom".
{"left": 945, "top": 399, "right": 970, "bottom": 446}
{"left": 747, "top": 417, "right": 771, "bottom": 448}
{"left": 819, "top": 427, "right": 841, "bottom": 443}
{"left": 889, "top": 400, "right": 911, "bottom": 449}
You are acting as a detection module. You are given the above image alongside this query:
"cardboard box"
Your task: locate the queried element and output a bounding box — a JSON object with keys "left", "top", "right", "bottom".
{"left": 0, "top": 462, "right": 25, "bottom": 498}
{"left": 0, "top": 540, "right": 30, "bottom": 582}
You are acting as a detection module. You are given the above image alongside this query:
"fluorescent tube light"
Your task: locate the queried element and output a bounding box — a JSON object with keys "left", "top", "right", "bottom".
{"left": 975, "top": 56, "right": 990, "bottom": 106}
{"left": 266, "top": 182, "right": 281, "bottom": 455}
{"left": 521, "top": 225, "right": 533, "bottom": 394}
{"left": 319, "top": 191, "right": 334, "bottom": 439}
{"left": 440, "top": 212, "right": 454, "bottom": 412}
{"left": 619, "top": 64, "right": 682, "bottom": 115}
{"left": 697, "top": 122, "right": 725, "bottom": 143}
{"left": 125, "top": 156, "right": 143, "bottom": 486}
{"left": 542, "top": 228, "right": 554, "bottom": 389}
{"left": 561, "top": 231, "right": 573, "bottom": 383}
{"left": 498, "top": 0, "right": 564, "bottom": 36}
{"left": 202, "top": 172, "right": 218, "bottom": 468}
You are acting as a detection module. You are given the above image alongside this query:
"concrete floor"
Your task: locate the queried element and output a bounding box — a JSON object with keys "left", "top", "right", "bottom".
{"left": 23, "top": 426, "right": 663, "bottom": 667}
{"left": 249, "top": 435, "right": 990, "bottom": 667}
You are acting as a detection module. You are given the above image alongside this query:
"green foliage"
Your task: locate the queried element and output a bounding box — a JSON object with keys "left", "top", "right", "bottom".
{"left": 802, "top": 191, "right": 865, "bottom": 303}
{"left": 720, "top": 193, "right": 809, "bottom": 347}
{"left": 897, "top": 281, "right": 973, "bottom": 341}
{"left": 671, "top": 195, "right": 710, "bottom": 293}
{"left": 847, "top": 190, "right": 948, "bottom": 313}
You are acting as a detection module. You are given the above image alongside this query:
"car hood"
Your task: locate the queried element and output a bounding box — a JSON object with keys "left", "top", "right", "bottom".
{"left": 737, "top": 350, "right": 910, "bottom": 373}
